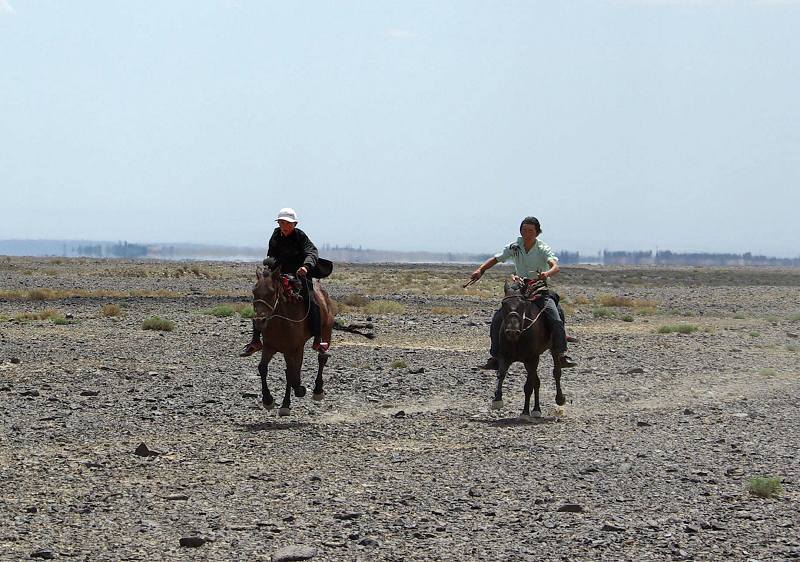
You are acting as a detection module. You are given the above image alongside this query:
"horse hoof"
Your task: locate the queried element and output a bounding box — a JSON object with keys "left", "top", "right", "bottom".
{"left": 556, "top": 395, "right": 566, "bottom": 406}
{"left": 260, "top": 399, "right": 275, "bottom": 410}
{"left": 294, "top": 385, "right": 307, "bottom": 398}
{"left": 491, "top": 400, "right": 504, "bottom": 410}
{"left": 312, "top": 392, "right": 325, "bottom": 402}
{"left": 531, "top": 410, "right": 542, "bottom": 418}
{"left": 278, "top": 407, "right": 291, "bottom": 417}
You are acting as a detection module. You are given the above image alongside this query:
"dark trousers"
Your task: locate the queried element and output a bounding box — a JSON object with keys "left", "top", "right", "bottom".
{"left": 490, "top": 297, "right": 567, "bottom": 357}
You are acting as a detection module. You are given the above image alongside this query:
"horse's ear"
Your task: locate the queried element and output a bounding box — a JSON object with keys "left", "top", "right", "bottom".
{"left": 263, "top": 257, "right": 277, "bottom": 271}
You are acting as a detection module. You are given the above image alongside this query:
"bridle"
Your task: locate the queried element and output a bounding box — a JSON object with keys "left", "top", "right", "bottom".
{"left": 252, "top": 274, "right": 311, "bottom": 324}
{"left": 502, "top": 294, "right": 545, "bottom": 335}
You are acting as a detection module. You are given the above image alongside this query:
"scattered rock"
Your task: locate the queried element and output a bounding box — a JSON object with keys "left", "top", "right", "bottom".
{"left": 134, "top": 443, "right": 158, "bottom": 457}
{"left": 626, "top": 367, "right": 645, "bottom": 374}
{"left": 636, "top": 421, "right": 651, "bottom": 427}
{"left": 30, "top": 549, "right": 55, "bottom": 559}
{"left": 683, "top": 408, "right": 695, "bottom": 415}
{"left": 358, "top": 538, "right": 379, "bottom": 547}
{"left": 601, "top": 523, "right": 626, "bottom": 532}
{"left": 164, "top": 494, "right": 189, "bottom": 501}
{"left": 468, "top": 486, "right": 483, "bottom": 498}
{"left": 10, "top": 357, "right": 21, "bottom": 364}
{"left": 333, "top": 512, "right": 362, "bottom": 521}
{"left": 19, "top": 389, "right": 39, "bottom": 397}
{"left": 272, "top": 544, "right": 318, "bottom": 561}
{"left": 408, "top": 367, "right": 425, "bottom": 374}
{"left": 80, "top": 390, "right": 100, "bottom": 397}
{"left": 179, "top": 536, "right": 207, "bottom": 548}
{"left": 393, "top": 410, "right": 406, "bottom": 419}
{"left": 557, "top": 503, "right": 584, "bottom": 513}
{"left": 787, "top": 332, "right": 799, "bottom": 339}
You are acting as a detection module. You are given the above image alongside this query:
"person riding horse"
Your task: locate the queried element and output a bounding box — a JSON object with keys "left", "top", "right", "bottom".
{"left": 240, "top": 207, "right": 329, "bottom": 357}
{"left": 470, "top": 216, "right": 577, "bottom": 371}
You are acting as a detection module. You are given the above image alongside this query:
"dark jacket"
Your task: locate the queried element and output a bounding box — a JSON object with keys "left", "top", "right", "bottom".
{"left": 267, "top": 227, "right": 318, "bottom": 274}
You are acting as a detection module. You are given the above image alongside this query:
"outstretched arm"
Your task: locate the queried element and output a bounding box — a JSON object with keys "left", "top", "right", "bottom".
{"left": 471, "top": 256, "right": 498, "bottom": 281}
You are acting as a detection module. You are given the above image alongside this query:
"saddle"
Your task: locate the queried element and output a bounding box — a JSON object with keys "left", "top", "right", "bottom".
{"left": 280, "top": 275, "right": 304, "bottom": 303}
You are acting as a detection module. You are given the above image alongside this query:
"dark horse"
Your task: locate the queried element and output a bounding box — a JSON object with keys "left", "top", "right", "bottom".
{"left": 251, "top": 261, "right": 336, "bottom": 416}
{"left": 492, "top": 277, "right": 566, "bottom": 421}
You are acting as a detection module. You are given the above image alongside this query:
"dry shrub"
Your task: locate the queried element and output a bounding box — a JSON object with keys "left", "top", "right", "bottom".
{"left": 342, "top": 293, "right": 368, "bottom": 307}
{"left": 101, "top": 304, "right": 123, "bottom": 317}
{"left": 142, "top": 316, "right": 174, "bottom": 331}
{"left": 430, "top": 306, "right": 465, "bottom": 316}
{"left": 572, "top": 295, "right": 590, "bottom": 305}
{"left": 15, "top": 309, "right": 61, "bottom": 321}
{"left": 365, "top": 300, "right": 405, "bottom": 315}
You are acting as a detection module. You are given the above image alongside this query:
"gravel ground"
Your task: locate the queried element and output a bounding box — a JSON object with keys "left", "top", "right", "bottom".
{"left": 1, "top": 258, "right": 799, "bottom": 561}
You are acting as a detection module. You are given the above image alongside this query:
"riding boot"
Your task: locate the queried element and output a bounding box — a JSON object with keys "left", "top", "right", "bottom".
{"left": 239, "top": 322, "right": 263, "bottom": 357}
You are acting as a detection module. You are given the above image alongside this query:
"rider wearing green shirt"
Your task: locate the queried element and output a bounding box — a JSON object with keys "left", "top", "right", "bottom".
{"left": 470, "top": 216, "right": 577, "bottom": 370}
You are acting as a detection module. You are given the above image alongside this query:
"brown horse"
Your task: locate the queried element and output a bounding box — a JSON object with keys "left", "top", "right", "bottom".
{"left": 251, "top": 262, "right": 335, "bottom": 416}
{"left": 492, "top": 278, "right": 566, "bottom": 420}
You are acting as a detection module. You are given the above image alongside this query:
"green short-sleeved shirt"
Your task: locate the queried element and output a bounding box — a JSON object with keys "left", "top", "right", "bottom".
{"left": 495, "top": 238, "right": 558, "bottom": 277}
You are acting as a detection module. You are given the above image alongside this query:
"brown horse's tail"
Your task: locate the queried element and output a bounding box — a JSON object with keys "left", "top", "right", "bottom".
{"left": 333, "top": 320, "right": 375, "bottom": 339}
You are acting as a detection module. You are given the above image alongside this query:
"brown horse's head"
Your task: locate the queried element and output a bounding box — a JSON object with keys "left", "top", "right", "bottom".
{"left": 502, "top": 279, "right": 528, "bottom": 343}
{"left": 253, "top": 260, "right": 282, "bottom": 320}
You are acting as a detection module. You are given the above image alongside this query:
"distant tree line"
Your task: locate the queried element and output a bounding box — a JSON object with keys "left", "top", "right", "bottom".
{"left": 603, "top": 250, "right": 800, "bottom": 267}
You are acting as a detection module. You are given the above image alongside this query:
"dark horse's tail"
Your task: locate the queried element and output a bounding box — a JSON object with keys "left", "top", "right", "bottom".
{"left": 333, "top": 320, "right": 375, "bottom": 339}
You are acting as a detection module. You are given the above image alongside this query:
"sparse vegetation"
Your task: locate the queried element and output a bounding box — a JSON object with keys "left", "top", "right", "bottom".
{"left": 733, "top": 313, "right": 746, "bottom": 320}
{"left": 391, "top": 359, "right": 408, "bottom": 369}
{"left": 365, "top": 300, "right": 405, "bottom": 315}
{"left": 142, "top": 316, "right": 175, "bottom": 331}
{"left": 14, "top": 309, "right": 62, "bottom": 321}
{"left": 596, "top": 294, "right": 658, "bottom": 309}
{"left": 234, "top": 304, "right": 254, "bottom": 318}
{"left": 430, "top": 306, "right": 466, "bottom": 315}
{"left": 657, "top": 323, "right": 698, "bottom": 334}
{"left": 747, "top": 476, "right": 782, "bottom": 498}
{"left": 592, "top": 307, "right": 614, "bottom": 318}
{"left": 748, "top": 330, "right": 761, "bottom": 338}
{"left": 757, "top": 367, "right": 777, "bottom": 376}
{"left": 0, "top": 288, "right": 182, "bottom": 300}
{"left": 204, "top": 304, "right": 235, "bottom": 317}
{"left": 621, "top": 314, "right": 634, "bottom": 322}
{"left": 342, "top": 293, "right": 369, "bottom": 307}
{"left": 786, "top": 344, "right": 799, "bottom": 352}
{"left": 790, "top": 312, "right": 800, "bottom": 322}
{"left": 101, "top": 304, "right": 123, "bottom": 317}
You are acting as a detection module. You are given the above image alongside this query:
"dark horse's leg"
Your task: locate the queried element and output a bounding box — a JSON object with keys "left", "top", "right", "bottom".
{"left": 258, "top": 350, "right": 276, "bottom": 409}
{"left": 492, "top": 357, "right": 511, "bottom": 409}
{"left": 313, "top": 352, "right": 328, "bottom": 400}
{"left": 550, "top": 350, "right": 566, "bottom": 406}
{"left": 522, "top": 357, "right": 542, "bottom": 419}
{"left": 278, "top": 351, "right": 306, "bottom": 417}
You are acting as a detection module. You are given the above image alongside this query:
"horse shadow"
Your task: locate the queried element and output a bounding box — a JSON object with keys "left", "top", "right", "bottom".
{"left": 235, "top": 421, "right": 311, "bottom": 433}
{"left": 469, "top": 416, "right": 559, "bottom": 428}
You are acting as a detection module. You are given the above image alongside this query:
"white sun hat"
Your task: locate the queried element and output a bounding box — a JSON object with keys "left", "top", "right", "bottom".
{"left": 275, "top": 208, "right": 298, "bottom": 223}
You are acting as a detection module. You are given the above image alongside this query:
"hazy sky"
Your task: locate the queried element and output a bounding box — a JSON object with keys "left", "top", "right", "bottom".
{"left": 2, "top": 1, "right": 798, "bottom": 257}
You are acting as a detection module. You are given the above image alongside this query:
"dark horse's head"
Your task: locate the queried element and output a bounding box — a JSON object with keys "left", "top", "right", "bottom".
{"left": 501, "top": 279, "right": 529, "bottom": 343}
{"left": 253, "top": 257, "right": 282, "bottom": 320}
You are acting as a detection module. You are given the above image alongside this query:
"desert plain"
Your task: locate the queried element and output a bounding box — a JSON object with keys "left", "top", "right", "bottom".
{"left": 1, "top": 257, "right": 799, "bottom": 561}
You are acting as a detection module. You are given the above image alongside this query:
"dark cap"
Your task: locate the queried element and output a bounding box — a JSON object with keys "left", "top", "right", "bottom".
{"left": 519, "top": 216, "right": 542, "bottom": 234}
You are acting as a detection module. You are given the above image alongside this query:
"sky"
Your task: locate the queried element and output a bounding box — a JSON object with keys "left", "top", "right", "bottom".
{"left": 1, "top": 0, "right": 799, "bottom": 257}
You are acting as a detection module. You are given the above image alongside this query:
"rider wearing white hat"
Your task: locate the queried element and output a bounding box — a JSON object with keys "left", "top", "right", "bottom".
{"left": 240, "top": 207, "right": 325, "bottom": 356}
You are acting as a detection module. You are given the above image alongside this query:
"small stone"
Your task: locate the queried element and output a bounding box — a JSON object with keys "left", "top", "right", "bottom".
{"left": 393, "top": 410, "right": 406, "bottom": 419}
{"left": 468, "top": 486, "right": 483, "bottom": 497}
{"left": 272, "top": 545, "right": 318, "bottom": 561}
{"left": 333, "top": 511, "right": 362, "bottom": 520}
{"left": 164, "top": 494, "right": 189, "bottom": 501}
{"left": 26, "top": 506, "right": 38, "bottom": 513}
{"left": 134, "top": 443, "right": 156, "bottom": 457}
{"left": 557, "top": 503, "right": 584, "bottom": 513}
{"left": 80, "top": 390, "right": 99, "bottom": 397}
{"left": 10, "top": 357, "right": 21, "bottom": 364}
{"left": 358, "top": 538, "right": 379, "bottom": 547}
{"left": 683, "top": 408, "right": 695, "bottom": 415}
{"left": 20, "top": 389, "right": 40, "bottom": 397}
{"left": 626, "top": 367, "right": 645, "bottom": 374}
{"left": 601, "top": 523, "right": 626, "bottom": 532}
{"left": 408, "top": 367, "right": 425, "bottom": 374}
{"left": 30, "top": 549, "right": 55, "bottom": 559}
{"left": 636, "top": 421, "right": 651, "bottom": 427}
{"left": 787, "top": 332, "right": 799, "bottom": 339}
{"left": 179, "top": 537, "right": 207, "bottom": 548}
{"left": 242, "top": 392, "right": 258, "bottom": 398}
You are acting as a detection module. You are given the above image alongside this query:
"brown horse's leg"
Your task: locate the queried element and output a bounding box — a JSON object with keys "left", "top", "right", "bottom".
{"left": 258, "top": 350, "right": 276, "bottom": 409}
{"left": 522, "top": 357, "right": 541, "bottom": 419}
{"left": 551, "top": 351, "right": 566, "bottom": 406}
{"left": 313, "top": 352, "right": 328, "bottom": 399}
{"left": 279, "top": 351, "right": 306, "bottom": 416}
